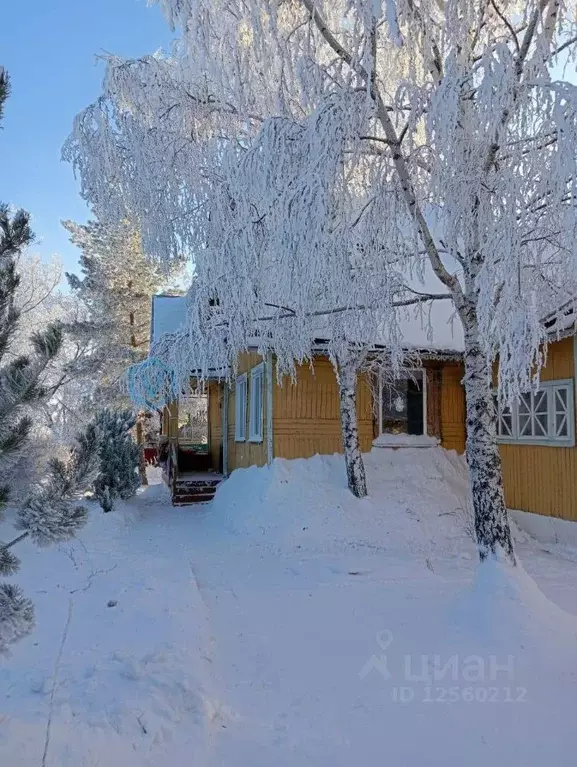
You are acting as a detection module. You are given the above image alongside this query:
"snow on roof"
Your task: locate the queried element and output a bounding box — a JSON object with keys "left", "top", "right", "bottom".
{"left": 150, "top": 294, "right": 188, "bottom": 346}
{"left": 396, "top": 258, "right": 464, "bottom": 353}
{"left": 543, "top": 300, "right": 577, "bottom": 340}
{"left": 150, "top": 286, "right": 464, "bottom": 357}
{"left": 396, "top": 298, "right": 464, "bottom": 353}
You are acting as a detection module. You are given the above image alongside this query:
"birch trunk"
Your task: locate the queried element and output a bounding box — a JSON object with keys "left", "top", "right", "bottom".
{"left": 462, "top": 323, "right": 515, "bottom": 563}
{"left": 336, "top": 356, "right": 367, "bottom": 499}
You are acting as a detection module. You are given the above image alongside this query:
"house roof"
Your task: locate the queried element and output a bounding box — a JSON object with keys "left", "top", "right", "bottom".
{"left": 150, "top": 293, "right": 464, "bottom": 357}
{"left": 542, "top": 300, "right": 577, "bottom": 340}
{"left": 150, "top": 294, "right": 188, "bottom": 346}
{"left": 396, "top": 301, "right": 463, "bottom": 354}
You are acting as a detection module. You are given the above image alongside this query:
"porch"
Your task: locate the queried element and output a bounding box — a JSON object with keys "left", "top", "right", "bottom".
{"left": 172, "top": 470, "right": 223, "bottom": 506}
{"left": 160, "top": 384, "right": 223, "bottom": 505}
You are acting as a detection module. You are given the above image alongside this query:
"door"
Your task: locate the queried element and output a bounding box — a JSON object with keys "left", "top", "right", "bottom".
{"left": 380, "top": 370, "right": 426, "bottom": 436}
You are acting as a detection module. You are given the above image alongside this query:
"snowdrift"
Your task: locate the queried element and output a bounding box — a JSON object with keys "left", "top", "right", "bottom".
{"left": 199, "top": 448, "right": 577, "bottom": 766}
{"left": 209, "top": 446, "right": 476, "bottom": 562}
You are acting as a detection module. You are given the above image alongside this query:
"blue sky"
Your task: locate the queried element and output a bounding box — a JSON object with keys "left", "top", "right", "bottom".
{"left": 0, "top": 0, "right": 173, "bottom": 276}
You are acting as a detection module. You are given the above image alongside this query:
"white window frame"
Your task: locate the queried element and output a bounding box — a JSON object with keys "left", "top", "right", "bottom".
{"left": 249, "top": 362, "right": 265, "bottom": 443}
{"left": 495, "top": 379, "right": 575, "bottom": 447}
{"left": 234, "top": 373, "right": 248, "bottom": 442}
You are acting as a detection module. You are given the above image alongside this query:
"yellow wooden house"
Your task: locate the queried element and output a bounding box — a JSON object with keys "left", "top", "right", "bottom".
{"left": 151, "top": 295, "right": 577, "bottom": 526}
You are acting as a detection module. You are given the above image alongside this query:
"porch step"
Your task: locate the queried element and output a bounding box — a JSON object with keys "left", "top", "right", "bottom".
{"left": 171, "top": 477, "right": 222, "bottom": 506}
{"left": 173, "top": 493, "right": 217, "bottom": 505}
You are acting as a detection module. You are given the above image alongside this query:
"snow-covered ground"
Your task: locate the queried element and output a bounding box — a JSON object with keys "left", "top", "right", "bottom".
{"left": 2, "top": 448, "right": 577, "bottom": 765}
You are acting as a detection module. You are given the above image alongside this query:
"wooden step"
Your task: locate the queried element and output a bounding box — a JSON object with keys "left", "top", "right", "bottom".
{"left": 173, "top": 494, "right": 217, "bottom": 505}
{"left": 171, "top": 476, "right": 222, "bottom": 506}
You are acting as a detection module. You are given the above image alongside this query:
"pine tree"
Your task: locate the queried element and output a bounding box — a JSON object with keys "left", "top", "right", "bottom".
{"left": 0, "top": 69, "right": 96, "bottom": 654}
{"left": 0, "top": 424, "right": 99, "bottom": 654}
{"left": 0, "top": 207, "right": 64, "bottom": 503}
{"left": 63, "top": 219, "right": 179, "bottom": 485}
{"left": 16, "top": 424, "right": 100, "bottom": 546}
{"left": 92, "top": 408, "right": 140, "bottom": 513}
{"left": 0, "top": 67, "right": 10, "bottom": 124}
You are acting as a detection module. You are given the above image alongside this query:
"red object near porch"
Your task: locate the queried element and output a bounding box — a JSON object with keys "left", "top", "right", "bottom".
{"left": 144, "top": 447, "right": 158, "bottom": 465}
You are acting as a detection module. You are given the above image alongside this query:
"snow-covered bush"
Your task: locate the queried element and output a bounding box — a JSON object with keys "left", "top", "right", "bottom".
{"left": 92, "top": 409, "right": 140, "bottom": 513}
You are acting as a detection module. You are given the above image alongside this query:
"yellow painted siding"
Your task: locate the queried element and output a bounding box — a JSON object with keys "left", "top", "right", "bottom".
{"left": 212, "top": 336, "right": 577, "bottom": 523}
{"left": 416, "top": 341, "right": 577, "bottom": 521}
{"left": 425, "top": 365, "right": 442, "bottom": 439}
{"left": 539, "top": 336, "right": 574, "bottom": 380}
{"left": 161, "top": 405, "right": 169, "bottom": 437}
{"left": 167, "top": 401, "right": 179, "bottom": 442}
{"left": 440, "top": 363, "right": 466, "bottom": 454}
{"left": 227, "top": 351, "right": 268, "bottom": 471}
{"left": 499, "top": 337, "right": 577, "bottom": 520}
{"left": 207, "top": 381, "right": 223, "bottom": 472}
{"left": 273, "top": 356, "right": 374, "bottom": 460}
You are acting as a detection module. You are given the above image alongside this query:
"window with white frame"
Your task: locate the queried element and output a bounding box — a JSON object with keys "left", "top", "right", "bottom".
{"left": 235, "top": 373, "right": 247, "bottom": 441}
{"left": 249, "top": 362, "right": 265, "bottom": 442}
{"left": 495, "top": 380, "right": 574, "bottom": 446}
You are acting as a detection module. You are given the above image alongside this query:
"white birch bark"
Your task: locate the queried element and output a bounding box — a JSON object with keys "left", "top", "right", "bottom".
{"left": 461, "top": 313, "right": 515, "bottom": 562}
{"left": 336, "top": 354, "right": 368, "bottom": 499}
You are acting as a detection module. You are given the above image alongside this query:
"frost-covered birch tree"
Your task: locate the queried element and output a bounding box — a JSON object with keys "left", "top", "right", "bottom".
{"left": 125, "top": 104, "right": 445, "bottom": 496}
{"left": 65, "top": 1, "right": 577, "bottom": 560}
{"left": 62, "top": 48, "right": 448, "bottom": 499}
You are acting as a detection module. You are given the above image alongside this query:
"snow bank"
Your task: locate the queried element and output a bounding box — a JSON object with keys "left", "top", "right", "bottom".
{"left": 209, "top": 446, "right": 475, "bottom": 563}
{"left": 198, "top": 448, "right": 577, "bottom": 765}
{"left": 510, "top": 507, "right": 577, "bottom": 547}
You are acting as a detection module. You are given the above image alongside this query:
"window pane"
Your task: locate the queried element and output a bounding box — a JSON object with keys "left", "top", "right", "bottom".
{"left": 556, "top": 388, "right": 568, "bottom": 408}
{"left": 556, "top": 412, "right": 568, "bottom": 437}
{"left": 235, "top": 377, "right": 247, "bottom": 440}
{"left": 243, "top": 381, "right": 247, "bottom": 437}
{"left": 516, "top": 389, "right": 550, "bottom": 439}
{"left": 251, "top": 380, "right": 255, "bottom": 430}
{"left": 535, "top": 412, "right": 548, "bottom": 436}
{"left": 494, "top": 393, "right": 513, "bottom": 438}
{"left": 534, "top": 390, "right": 548, "bottom": 414}
{"left": 240, "top": 384, "right": 243, "bottom": 437}
{"left": 250, "top": 370, "right": 263, "bottom": 440}
{"left": 518, "top": 412, "right": 531, "bottom": 436}
{"left": 519, "top": 393, "right": 531, "bottom": 415}
{"left": 257, "top": 378, "right": 261, "bottom": 434}
{"left": 500, "top": 411, "right": 513, "bottom": 436}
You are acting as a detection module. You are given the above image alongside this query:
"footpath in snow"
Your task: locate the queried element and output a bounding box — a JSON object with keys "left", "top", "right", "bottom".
{"left": 2, "top": 448, "right": 577, "bottom": 765}
{"left": 0, "top": 474, "right": 217, "bottom": 766}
